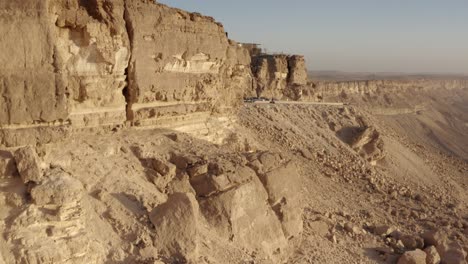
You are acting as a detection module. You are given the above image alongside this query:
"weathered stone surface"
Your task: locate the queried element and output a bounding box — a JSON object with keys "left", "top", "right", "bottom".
{"left": 0, "top": 151, "right": 17, "bottom": 178}
{"left": 258, "top": 161, "right": 303, "bottom": 238}
{"left": 401, "top": 235, "right": 425, "bottom": 250}
{"left": 187, "top": 163, "right": 209, "bottom": 178}
{"left": 344, "top": 222, "right": 362, "bottom": 235}
{"left": 421, "top": 229, "right": 467, "bottom": 264}
{"left": 52, "top": 0, "right": 130, "bottom": 127}
{"left": 30, "top": 169, "right": 84, "bottom": 206}
{"left": 374, "top": 225, "right": 396, "bottom": 237}
{"left": 350, "top": 126, "right": 385, "bottom": 164}
{"left": 424, "top": 246, "right": 441, "bottom": 264}
{"left": 0, "top": 0, "right": 129, "bottom": 129}
{"left": 0, "top": 1, "right": 67, "bottom": 126}
{"left": 199, "top": 176, "right": 288, "bottom": 260}
{"left": 1, "top": 0, "right": 254, "bottom": 147}
{"left": 397, "top": 249, "right": 427, "bottom": 264}
{"left": 14, "top": 146, "right": 42, "bottom": 183}
{"left": 251, "top": 54, "right": 307, "bottom": 100}
{"left": 124, "top": 1, "right": 252, "bottom": 125}
{"left": 422, "top": 229, "right": 448, "bottom": 248}
{"left": 149, "top": 192, "right": 201, "bottom": 261}
{"left": 437, "top": 242, "right": 467, "bottom": 264}
{"left": 6, "top": 168, "right": 103, "bottom": 264}
{"left": 189, "top": 160, "right": 254, "bottom": 197}
{"left": 288, "top": 55, "right": 308, "bottom": 86}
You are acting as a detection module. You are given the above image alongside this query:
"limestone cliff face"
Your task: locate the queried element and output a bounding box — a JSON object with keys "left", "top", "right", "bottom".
{"left": 303, "top": 79, "right": 468, "bottom": 102}
{"left": 251, "top": 54, "right": 307, "bottom": 99}
{"left": 124, "top": 2, "right": 253, "bottom": 126}
{"left": 0, "top": 0, "right": 253, "bottom": 147}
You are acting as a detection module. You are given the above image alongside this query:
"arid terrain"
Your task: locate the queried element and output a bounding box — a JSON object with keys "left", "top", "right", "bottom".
{"left": 0, "top": 1, "right": 467, "bottom": 264}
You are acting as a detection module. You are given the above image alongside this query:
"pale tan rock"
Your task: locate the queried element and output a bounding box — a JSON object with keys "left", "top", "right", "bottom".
{"left": 30, "top": 169, "right": 83, "bottom": 206}
{"left": 124, "top": 1, "right": 252, "bottom": 124}
{"left": 199, "top": 176, "right": 288, "bottom": 261}
{"left": 6, "top": 169, "right": 103, "bottom": 263}
{"left": 309, "top": 221, "right": 330, "bottom": 237}
{"left": 401, "top": 235, "right": 424, "bottom": 250}
{"left": 422, "top": 229, "right": 448, "bottom": 247}
{"left": 437, "top": 242, "right": 467, "bottom": 264}
{"left": 251, "top": 54, "right": 307, "bottom": 100}
{"left": 288, "top": 55, "right": 308, "bottom": 86}
{"left": 187, "top": 163, "right": 209, "bottom": 178}
{"left": 344, "top": 222, "right": 362, "bottom": 235}
{"left": 149, "top": 192, "right": 201, "bottom": 262}
{"left": 258, "top": 161, "right": 303, "bottom": 238}
{"left": 14, "top": 146, "right": 42, "bottom": 183}
{"left": 421, "top": 229, "right": 465, "bottom": 264}
{"left": 0, "top": 151, "right": 17, "bottom": 178}
{"left": 190, "top": 160, "right": 255, "bottom": 197}
{"left": 424, "top": 246, "right": 441, "bottom": 264}
{"left": 397, "top": 249, "right": 427, "bottom": 264}
{"left": 258, "top": 152, "right": 283, "bottom": 172}
{"left": 148, "top": 157, "right": 177, "bottom": 188}
{"left": 5, "top": 192, "right": 24, "bottom": 207}
{"left": 150, "top": 158, "right": 176, "bottom": 177}
{"left": 374, "top": 225, "right": 395, "bottom": 237}
{"left": 350, "top": 126, "right": 385, "bottom": 164}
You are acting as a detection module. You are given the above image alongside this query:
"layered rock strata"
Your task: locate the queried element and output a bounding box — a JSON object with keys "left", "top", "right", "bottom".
{"left": 0, "top": 0, "right": 253, "bottom": 147}
{"left": 302, "top": 79, "right": 468, "bottom": 102}
{"left": 124, "top": 2, "right": 253, "bottom": 127}
{"left": 251, "top": 54, "right": 307, "bottom": 99}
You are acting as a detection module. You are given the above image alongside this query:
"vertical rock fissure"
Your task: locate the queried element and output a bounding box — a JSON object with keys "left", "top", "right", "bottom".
{"left": 122, "top": 4, "right": 134, "bottom": 123}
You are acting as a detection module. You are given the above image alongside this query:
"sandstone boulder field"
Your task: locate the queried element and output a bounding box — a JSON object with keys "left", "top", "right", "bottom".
{"left": 0, "top": 1, "right": 467, "bottom": 263}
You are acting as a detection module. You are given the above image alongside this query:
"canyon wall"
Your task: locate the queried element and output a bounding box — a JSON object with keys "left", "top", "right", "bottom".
{"left": 124, "top": 2, "right": 253, "bottom": 127}
{"left": 0, "top": 0, "right": 253, "bottom": 147}
{"left": 251, "top": 54, "right": 307, "bottom": 99}
{"left": 303, "top": 79, "right": 468, "bottom": 102}
{"left": 1, "top": 0, "right": 466, "bottom": 148}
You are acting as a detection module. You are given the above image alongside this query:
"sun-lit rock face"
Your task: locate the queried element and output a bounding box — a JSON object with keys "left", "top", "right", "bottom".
{"left": 0, "top": 0, "right": 253, "bottom": 147}
{"left": 124, "top": 2, "right": 253, "bottom": 126}
{"left": 52, "top": 0, "right": 131, "bottom": 128}
{"left": 251, "top": 54, "right": 308, "bottom": 99}
{"left": 302, "top": 79, "right": 468, "bottom": 102}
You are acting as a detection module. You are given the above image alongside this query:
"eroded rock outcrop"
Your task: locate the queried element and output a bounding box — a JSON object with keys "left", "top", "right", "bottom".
{"left": 14, "top": 146, "right": 42, "bottom": 184}
{"left": 302, "top": 79, "right": 468, "bottom": 102}
{"left": 349, "top": 126, "right": 385, "bottom": 165}
{"left": 0, "top": 0, "right": 253, "bottom": 147}
{"left": 124, "top": 2, "right": 253, "bottom": 128}
{"left": 6, "top": 168, "right": 105, "bottom": 263}
{"left": 149, "top": 192, "right": 201, "bottom": 262}
{"left": 124, "top": 146, "right": 304, "bottom": 262}
{"left": 251, "top": 54, "right": 307, "bottom": 99}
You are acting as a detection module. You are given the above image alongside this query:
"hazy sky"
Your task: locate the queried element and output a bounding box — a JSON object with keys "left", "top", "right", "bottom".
{"left": 158, "top": 0, "right": 468, "bottom": 74}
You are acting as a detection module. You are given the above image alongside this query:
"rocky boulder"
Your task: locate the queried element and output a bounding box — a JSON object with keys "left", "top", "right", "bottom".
{"left": 422, "top": 229, "right": 467, "bottom": 264}
{"left": 251, "top": 54, "right": 308, "bottom": 100}
{"left": 14, "top": 146, "right": 42, "bottom": 184}
{"left": 397, "top": 249, "right": 427, "bottom": 264}
{"left": 198, "top": 176, "right": 288, "bottom": 261}
{"left": 149, "top": 192, "right": 202, "bottom": 262}
{"left": 257, "top": 161, "right": 303, "bottom": 238}
{"left": 30, "top": 169, "right": 84, "bottom": 206}
{"left": 350, "top": 126, "right": 385, "bottom": 165}
{"left": 424, "top": 246, "right": 441, "bottom": 264}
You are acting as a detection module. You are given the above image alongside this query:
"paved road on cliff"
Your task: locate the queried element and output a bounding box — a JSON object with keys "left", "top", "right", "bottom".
{"left": 247, "top": 101, "right": 345, "bottom": 106}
